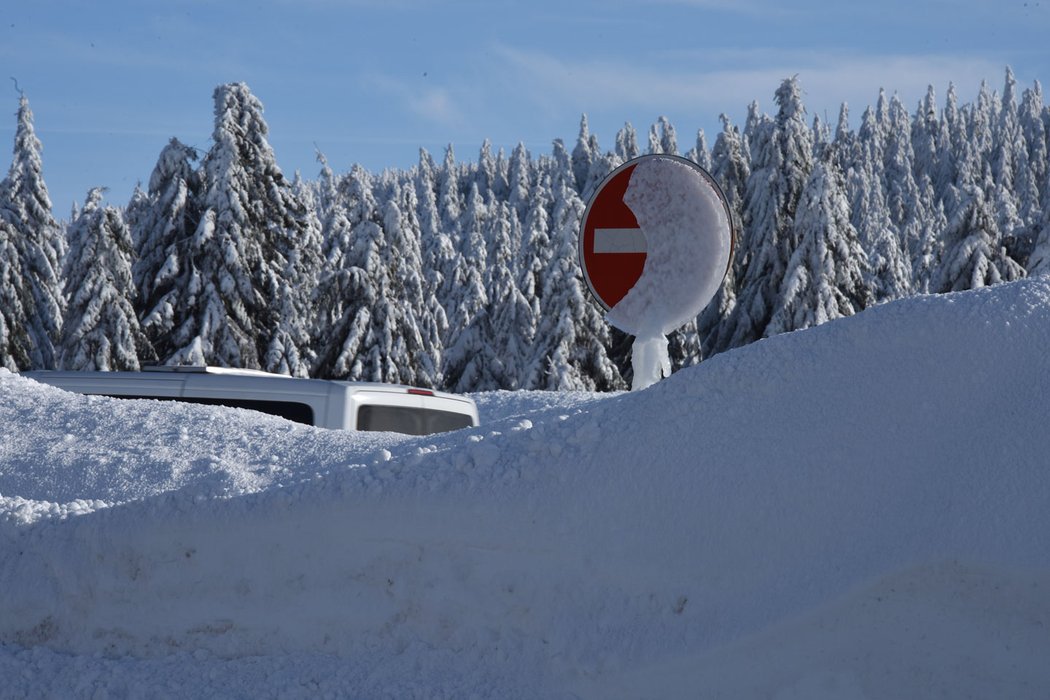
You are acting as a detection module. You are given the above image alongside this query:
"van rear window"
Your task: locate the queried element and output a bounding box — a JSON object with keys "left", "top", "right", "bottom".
{"left": 356, "top": 405, "right": 473, "bottom": 435}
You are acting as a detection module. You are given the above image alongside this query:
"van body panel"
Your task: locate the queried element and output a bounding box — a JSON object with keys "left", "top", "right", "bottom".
{"left": 21, "top": 369, "right": 479, "bottom": 435}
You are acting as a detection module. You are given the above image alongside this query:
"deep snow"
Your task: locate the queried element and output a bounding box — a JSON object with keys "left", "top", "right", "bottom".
{"left": 1, "top": 279, "right": 1049, "bottom": 699}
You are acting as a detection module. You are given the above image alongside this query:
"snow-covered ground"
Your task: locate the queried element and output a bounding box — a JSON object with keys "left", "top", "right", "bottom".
{"left": 2, "top": 279, "right": 1049, "bottom": 699}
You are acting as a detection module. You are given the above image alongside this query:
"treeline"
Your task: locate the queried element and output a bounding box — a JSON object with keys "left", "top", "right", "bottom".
{"left": 2, "top": 69, "right": 1048, "bottom": 391}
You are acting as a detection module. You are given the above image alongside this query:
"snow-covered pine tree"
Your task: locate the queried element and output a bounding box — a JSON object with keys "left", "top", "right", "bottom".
{"left": 833, "top": 103, "right": 855, "bottom": 170}
{"left": 1019, "top": 81, "right": 1047, "bottom": 209}
{"left": 59, "top": 189, "right": 150, "bottom": 371}
{"left": 698, "top": 115, "right": 749, "bottom": 357}
{"left": 767, "top": 150, "right": 871, "bottom": 335}
{"left": 615, "top": 122, "right": 640, "bottom": 162}
{"left": 314, "top": 151, "right": 342, "bottom": 226}
{"left": 742, "top": 99, "right": 768, "bottom": 165}
{"left": 968, "top": 81, "right": 998, "bottom": 175}
{"left": 937, "top": 83, "right": 968, "bottom": 201}
{"left": 1010, "top": 84, "right": 1045, "bottom": 264}
{"left": 127, "top": 137, "right": 202, "bottom": 360}
{"left": 910, "top": 176, "right": 948, "bottom": 293}
{"left": 811, "top": 113, "right": 832, "bottom": 160}
{"left": 934, "top": 183, "right": 1025, "bottom": 292}
{"left": 484, "top": 202, "right": 535, "bottom": 390}
{"left": 722, "top": 76, "right": 814, "bottom": 349}
{"left": 506, "top": 142, "right": 532, "bottom": 225}
{"left": 382, "top": 181, "right": 439, "bottom": 387}
{"left": 850, "top": 161, "right": 912, "bottom": 302}
{"left": 685, "top": 128, "right": 711, "bottom": 170}
{"left": 438, "top": 144, "right": 463, "bottom": 242}
{"left": 523, "top": 142, "right": 623, "bottom": 391}
{"left": 313, "top": 164, "right": 385, "bottom": 380}
{"left": 311, "top": 159, "right": 357, "bottom": 371}
{"left": 991, "top": 67, "right": 1027, "bottom": 263}
{"left": 447, "top": 201, "right": 532, "bottom": 391}
{"left": 884, "top": 94, "right": 927, "bottom": 261}
{"left": 0, "top": 92, "right": 64, "bottom": 368}
{"left": 911, "top": 86, "right": 941, "bottom": 190}
{"left": 476, "top": 139, "right": 500, "bottom": 204}
{"left": 517, "top": 169, "right": 553, "bottom": 348}
{"left": 414, "top": 148, "right": 452, "bottom": 378}
{"left": 854, "top": 105, "right": 887, "bottom": 227}
{"left": 441, "top": 182, "right": 490, "bottom": 391}
{"left": 572, "top": 114, "right": 595, "bottom": 194}
{"left": 0, "top": 219, "right": 30, "bottom": 370}
{"left": 167, "top": 83, "right": 318, "bottom": 374}
{"left": 1027, "top": 175, "right": 1050, "bottom": 276}
{"left": 647, "top": 116, "right": 678, "bottom": 155}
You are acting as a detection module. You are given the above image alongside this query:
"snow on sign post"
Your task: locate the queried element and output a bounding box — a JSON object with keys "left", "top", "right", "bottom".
{"left": 579, "top": 155, "right": 734, "bottom": 391}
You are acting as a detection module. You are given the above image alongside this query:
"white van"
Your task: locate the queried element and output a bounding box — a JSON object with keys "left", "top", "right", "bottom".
{"left": 23, "top": 366, "right": 480, "bottom": 436}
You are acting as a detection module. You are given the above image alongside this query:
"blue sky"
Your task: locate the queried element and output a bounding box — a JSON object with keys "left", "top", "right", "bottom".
{"left": 2, "top": 0, "right": 1049, "bottom": 216}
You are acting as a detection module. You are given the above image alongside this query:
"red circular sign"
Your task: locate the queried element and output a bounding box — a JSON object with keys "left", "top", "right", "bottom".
{"left": 578, "top": 155, "right": 734, "bottom": 312}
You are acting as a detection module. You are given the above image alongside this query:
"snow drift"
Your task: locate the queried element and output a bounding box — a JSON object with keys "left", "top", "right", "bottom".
{"left": 1, "top": 279, "right": 1049, "bottom": 698}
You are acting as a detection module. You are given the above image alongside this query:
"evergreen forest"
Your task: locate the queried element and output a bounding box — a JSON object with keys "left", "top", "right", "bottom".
{"left": 2, "top": 69, "right": 1049, "bottom": 392}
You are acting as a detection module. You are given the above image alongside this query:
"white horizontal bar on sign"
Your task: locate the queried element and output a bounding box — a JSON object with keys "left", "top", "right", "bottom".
{"left": 594, "top": 228, "right": 647, "bottom": 254}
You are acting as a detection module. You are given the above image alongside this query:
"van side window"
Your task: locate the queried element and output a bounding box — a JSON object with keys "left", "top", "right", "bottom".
{"left": 357, "top": 405, "right": 474, "bottom": 435}
{"left": 101, "top": 394, "right": 315, "bottom": 426}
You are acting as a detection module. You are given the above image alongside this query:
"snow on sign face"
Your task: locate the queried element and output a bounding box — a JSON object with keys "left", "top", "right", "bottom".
{"left": 579, "top": 155, "right": 734, "bottom": 336}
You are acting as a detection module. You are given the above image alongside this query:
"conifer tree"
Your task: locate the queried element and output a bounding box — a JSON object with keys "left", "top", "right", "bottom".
{"left": 1027, "top": 175, "right": 1050, "bottom": 277}
{"left": 59, "top": 189, "right": 150, "bottom": 371}
{"left": 414, "top": 149, "right": 452, "bottom": 376}
{"left": 441, "top": 183, "right": 490, "bottom": 390}
{"left": 572, "top": 114, "right": 595, "bottom": 194}
{"left": 722, "top": 77, "right": 814, "bottom": 348}
{"left": 911, "top": 86, "right": 941, "bottom": 188}
{"left": 517, "top": 170, "right": 553, "bottom": 338}
{"left": 647, "top": 116, "right": 678, "bottom": 155}
{"left": 699, "top": 115, "right": 749, "bottom": 357}
{"left": 313, "top": 165, "right": 385, "bottom": 380}
{"left": 851, "top": 162, "right": 912, "bottom": 302}
{"left": 0, "top": 92, "right": 64, "bottom": 368}
{"left": 438, "top": 144, "right": 463, "bottom": 241}
{"left": 383, "top": 182, "right": 439, "bottom": 386}
{"left": 615, "top": 122, "right": 640, "bottom": 162}
{"left": 685, "top": 128, "right": 711, "bottom": 170}
{"left": 934, "top": 184, "right": 1024, "bottom": 292}
{"left": 767, "top": 153, "right": 871, "bottom": 335}
{"left": 884, "top": 94, "right": 927, "bottom": 260}
{"left": 486, "top": 202, "right": 535, "bottom": 389}
{"left": 0, "top": 220, "right": 30, "bottom": 370}
{"left": 166, "top": 83, "right": 317, "bottom": 373}
{"left": 507, "top": 142, "right": 532, "bottom": 224}
{"left": 127, "top": 137, "right": 202, "bottom": 361}
{"left": 524, "top": 144, "right": 623, "bottom": 391}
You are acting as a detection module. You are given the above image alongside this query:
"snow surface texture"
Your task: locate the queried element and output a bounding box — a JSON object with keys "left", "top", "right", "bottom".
{"left": 2, "top": 279, "right": 1050, "bottom": 698}
{"left": 605, "top": 156, "right": 732, "bottom": 390}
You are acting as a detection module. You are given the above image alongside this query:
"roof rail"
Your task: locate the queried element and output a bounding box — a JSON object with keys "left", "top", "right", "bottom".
{"left": 140, "top": 365, "right": 290, "bottom": 378}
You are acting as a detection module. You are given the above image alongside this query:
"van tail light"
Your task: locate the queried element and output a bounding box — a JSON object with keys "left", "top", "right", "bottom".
{"left": 407, "top": 388, "right": 434, "bottom": 396}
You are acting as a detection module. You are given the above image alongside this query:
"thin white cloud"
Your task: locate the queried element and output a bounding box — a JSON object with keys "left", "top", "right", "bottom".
{"left": 492, "top": 44, "right": 1015, "bottom": 124}
{"left": 364, "top": 74, "right": 466, "bottom": 128}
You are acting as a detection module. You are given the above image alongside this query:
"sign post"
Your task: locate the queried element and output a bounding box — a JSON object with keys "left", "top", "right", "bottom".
{"left": 579, "top": 155, "right": 734, "bottom": 390}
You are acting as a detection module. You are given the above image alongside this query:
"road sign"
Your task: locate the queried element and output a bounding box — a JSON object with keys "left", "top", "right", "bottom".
{"left": 579, "top": 155, "right": 734, "bottom": 314}
{"left": 578, "top": 154, "right": 735, "bottom": 390}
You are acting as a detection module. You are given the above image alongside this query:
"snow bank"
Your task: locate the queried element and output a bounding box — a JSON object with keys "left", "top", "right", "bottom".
{"left": 2, "top": 279, "right": 1049, "bottom": 698}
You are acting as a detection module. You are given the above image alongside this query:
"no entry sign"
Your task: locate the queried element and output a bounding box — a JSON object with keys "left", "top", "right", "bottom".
{"left": 579, "top": 155, "right": 734, "bottom": 315}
